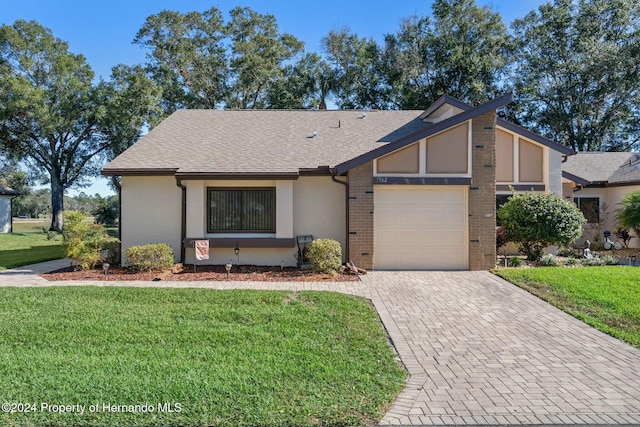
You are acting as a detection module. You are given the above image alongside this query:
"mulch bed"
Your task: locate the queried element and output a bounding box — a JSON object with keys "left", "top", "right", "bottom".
{"left": 41, "top": 264, "right": 361, "bottom": 282}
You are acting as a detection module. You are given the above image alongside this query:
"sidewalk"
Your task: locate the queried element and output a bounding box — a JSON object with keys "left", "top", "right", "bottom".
{"left": 0, "top": 258, "right": 72, "bottom": 286}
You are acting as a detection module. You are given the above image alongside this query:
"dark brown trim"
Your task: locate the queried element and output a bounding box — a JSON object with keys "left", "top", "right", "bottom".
{"left": 496, "top": 184, "right": 546, "bottom": 192}
{"left": 373, "top": 176, "right": 472, "bottom": 185}
{"left": 111, "top": 176, "right": 122, "bottom": 264}
{"left": 176, "top": 172, "right": 299, "bottom": 180}
{"left": 335, "top": 93, "right": 514, "bottom": 175}
{"left": 331, "top": 171, "right": 349, "bottom": 262}
{"left": 419, "top": 95, "right": 470, "bottom": 120}
{"left": 183, "top": 237, "right": 295, "bottom": 249}
{"left": 102, "top": 168, "right": 178, "bottom": 176}
{"left": 497, "top": 119, "right": 573, "bottom": 155}
{"left": 562, "top": 171, "right": 591, "bottom": 186}
{"left": 299, "top": 166, "right": 332, "bottom": 176}
{"left": 176, "top": 178, "right": 187, "bottom": 263}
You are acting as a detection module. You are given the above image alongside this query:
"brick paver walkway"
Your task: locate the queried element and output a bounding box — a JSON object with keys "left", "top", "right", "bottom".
{"left": 1, "top": 263, "right": 639, "bottom": 425}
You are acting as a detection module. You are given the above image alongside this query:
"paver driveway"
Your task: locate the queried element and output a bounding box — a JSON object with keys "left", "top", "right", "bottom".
{"left": 1, "top": 263, "right": 640, "bottom": 425}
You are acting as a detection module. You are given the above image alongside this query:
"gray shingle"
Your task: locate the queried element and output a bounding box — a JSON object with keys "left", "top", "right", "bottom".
{"left": 563, "top": 152, "right": 640, "bottom": 184}
{"left": 104, "top": 110, "right": 428, "bottom": 174}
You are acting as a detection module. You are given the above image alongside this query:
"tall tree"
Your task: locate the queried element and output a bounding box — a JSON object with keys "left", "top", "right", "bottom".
{"left": 510, "top": 0, "right": 640, "bottom": 152}
{"left": 383, "top": 0, "right": 512, "bottom": 108}
{"left": 0, "top": 20, "right": 159, "bottom": 230}
{"left": 134, "top": 6, "right": 304, "bottom": 112}
{"left": 133, "top": 8, "right": 229, "bottom": 110}
{"left": 322, "top": 28, "right": 392, "bottom": 109}
{"left": 225, "top": 6, "right": 304, "bottom": 109}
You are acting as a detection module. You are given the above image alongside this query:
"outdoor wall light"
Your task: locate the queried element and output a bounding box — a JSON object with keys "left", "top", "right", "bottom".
{"left": 234, "top": 242, "right": 240, "bottom": 265}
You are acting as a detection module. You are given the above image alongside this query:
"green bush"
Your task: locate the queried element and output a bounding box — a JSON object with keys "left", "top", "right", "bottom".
{"left": 558, "top": 247, "right": 576, "bottom": 257}
{"left": 582, "top": 257, "right": 605, "bottom": 266}
{"left": 602, "top": 255, "right": 620, "bottom": 266}
{"left": 498, "top": 192, "right": 585, "bottom": 261}
{"left": 616, "top": 191, "right": 640, "bottom": 231}
{"left": 125, "top": 243, "right": 175, "bottom": 272}
{"left": 306, "top": 239, "right": 342, "bottom": 275}
{"left": 508, "top": 256, "right": 524, "bottom": 267}
{"left": 63, "top": 211, "right": 119, "bottom": 270}
{"left": 566, "top": 257, "right": 580, "bottom": 266}
{"left": 538, "top": 254, "right": 560, "bottom": 267}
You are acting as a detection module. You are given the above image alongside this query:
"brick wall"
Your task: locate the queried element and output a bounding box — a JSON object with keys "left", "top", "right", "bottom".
{"left": 347, "top": 162, "right": 374, "bottom": 270}
{"left": 469, "top": 111, "right": 497, "bottom": 270}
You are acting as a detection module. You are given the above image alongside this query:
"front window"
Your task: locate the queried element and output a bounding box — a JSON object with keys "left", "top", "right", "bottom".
{"left": 574, "top": 197, "right": 600, "bottom": 224}
{"left": 207, "top": 188, "right": 275, "bottom": 233}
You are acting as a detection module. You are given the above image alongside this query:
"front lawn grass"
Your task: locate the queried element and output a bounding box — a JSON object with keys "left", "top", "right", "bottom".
{"left": 495, "top": 266, "right": 640, "bottom": 348}
{"left": 0, "top": 232, "right": 65, "bottom": 270}
{"left": 0, "top": 287, "right": 406, "bottom": 427}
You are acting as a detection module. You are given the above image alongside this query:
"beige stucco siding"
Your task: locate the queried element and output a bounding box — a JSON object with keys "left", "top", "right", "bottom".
{"left": 293, "top": 176, "right": 346, "bottom": 260}
{"left": 377, "top": 143, "right": 419, "bottom": 174}
{"left": 426, "top": 123, "right": 469, "bottom": 173}
{"left": 496, "top": 129, "right": 514, "bottom": 182}
{"left": 0, "top": 196, "right": 12, "bottom": 233}
{"left": 519, "top": 139, "right": 544, "bottom": 182}
{"left": 121, "top": 176, "right": 182, "bottom": 264}
{"left": 573, "top": 185, "right": 640, "bottom": 248}
{"left": 180, "top": 177, "right": 345, "bottom": 266}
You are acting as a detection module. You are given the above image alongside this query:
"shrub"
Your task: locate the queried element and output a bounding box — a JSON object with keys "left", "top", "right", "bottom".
{"left": 125, "top": 243, "right": 175, "bottom": 272}
{"left": 602, "top": 255, "right": 620, "bottom": 266}
{"left": 306, "top": 239, "right": 342, "bottom": 275}
{"left": 616, "top": 191, "right": 640, "bottom": 231}
{"left": 63, "top": 211, "right": 119, "bottom": 270}
{"left": 582, "top": 257, "right": 605, "bottom": 266}
{"left": 538, "top": 254, "right": 560, "bottom": 267}
{"left": 613, "top": 226, "right": 634, "bottom": 248}
{"left": 498, "top": 192, "right": 585, "bottom": 261}
{"left": 566, "top": 257, "right": 579, "bottom": 266}
{"left": 508, "top": 256, "right": 524, "bottom": 267}
{"left": 557, "top": 247, "right": 576, "bottom": 257}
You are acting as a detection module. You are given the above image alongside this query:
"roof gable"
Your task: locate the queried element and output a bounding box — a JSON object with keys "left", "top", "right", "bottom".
{"left": 334, "top": 93, "right": 514, "bottom": 174}
{"left": 0, "top": 185, "right": 20, "bottom": 196}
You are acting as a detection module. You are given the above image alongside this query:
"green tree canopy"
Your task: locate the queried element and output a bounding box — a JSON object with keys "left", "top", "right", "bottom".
{"left": 134, "top": 6, "right": 305, "bottom": 112}
{"left": 0, "top": 20, "right": 159, "bottom": 230}
{"left": 510, "top": 0, "right": 640, "bottom": 152}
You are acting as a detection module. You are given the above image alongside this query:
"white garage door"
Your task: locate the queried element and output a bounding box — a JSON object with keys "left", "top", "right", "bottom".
{"left": 374, "top": 186, "right": 468, "bottom": 270}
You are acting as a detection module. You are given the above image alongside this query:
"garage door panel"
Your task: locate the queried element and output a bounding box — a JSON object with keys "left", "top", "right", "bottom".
{"left": 374, "top": 186, "right": 468, "bottom": 270}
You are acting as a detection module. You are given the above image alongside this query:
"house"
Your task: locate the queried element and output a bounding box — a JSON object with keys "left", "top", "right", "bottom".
{"left": 0, "top": 184, "right": 20, "bottom": 233}
{"left": 102, "top": 93, "right": 572, "bottom": 270}
{"left": 563, "top": 152, "right": 640, "bottom": 248}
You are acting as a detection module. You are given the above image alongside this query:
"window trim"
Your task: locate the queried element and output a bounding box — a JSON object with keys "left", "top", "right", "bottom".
{"left": 207, "top": 187, "right": 276, "bottom": 234}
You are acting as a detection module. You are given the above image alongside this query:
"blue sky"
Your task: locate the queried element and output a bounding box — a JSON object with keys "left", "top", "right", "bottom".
{"left": 2, "top": 0, "right": 547, "bottom": 196}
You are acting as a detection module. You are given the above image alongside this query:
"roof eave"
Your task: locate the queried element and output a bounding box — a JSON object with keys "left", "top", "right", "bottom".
{"left": 562, "top": 171, "right": 591, "bottom": 186}
{"left": 101, "top": 168, "right": 178, "bottom": 177}
{"left": 497, "top": 119, "right": 573, "bottom": 155}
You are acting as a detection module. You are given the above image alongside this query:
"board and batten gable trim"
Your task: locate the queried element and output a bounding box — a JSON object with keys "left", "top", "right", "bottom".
{"left": 335, "top": 93, "right": 514, "bottom": 175}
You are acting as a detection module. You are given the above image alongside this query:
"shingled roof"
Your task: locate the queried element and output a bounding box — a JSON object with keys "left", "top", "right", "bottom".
{"left": 103, "top": 109, "right": 428, "bottom": 177}
{"left": 0, "top": 184, "right": 19, "bottom": 196}
{"left": 563, "top": 152, "right": 640, "bottom": 185}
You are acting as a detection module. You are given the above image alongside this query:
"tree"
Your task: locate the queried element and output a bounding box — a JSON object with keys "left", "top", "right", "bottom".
{"left": 510, "top": 0, "right": 640, "bottom": 152}
{"left": 499, "top": 192, "right": 586, "bottom": 260}
{"left": 383, "top": 0, "right": 512, "bottom": 109}
{"left": 498, "top": 192, "right": 585, "bottom": 260}
{"left": 0, "top": 20, "right": 159, "bottom": 231}
{"left": 134, "top": 6, "right": 305, "bottom": 112}
{"left": 225, "top": 6, "right": 304, "bottom": 109}
{"left": 616, "top": 191, "right": 640, "bottom": 236}
{"left": 322, "top": 28, "right": 392, "bottom": 109}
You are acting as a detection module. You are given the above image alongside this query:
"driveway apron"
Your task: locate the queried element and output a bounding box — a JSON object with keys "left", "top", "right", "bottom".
{"left": 0, "top": 265, "right": 639, "bottom": 425}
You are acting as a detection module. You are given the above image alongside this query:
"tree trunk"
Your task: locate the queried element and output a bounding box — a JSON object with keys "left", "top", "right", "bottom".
{"left": 49, "top": 172, "right": 65, "bottom": 232}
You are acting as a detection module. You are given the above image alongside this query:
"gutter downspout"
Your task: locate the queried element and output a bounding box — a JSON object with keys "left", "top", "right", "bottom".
{"left": 176, "top": 178, "right": 187, "bottom": 263}
{"left": 331, "top": 169, "right": 349, "bottom": 263}
{"left": 110, "top": 176, "right": 122, "bottom": 265}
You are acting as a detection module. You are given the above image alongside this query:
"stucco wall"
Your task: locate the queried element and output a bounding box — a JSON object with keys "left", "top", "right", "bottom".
{"left": 180, "top": 177, "right": 345, "bottom": 266}
{"left": 121, "top": 176, "right": 182, "bottom": 264}
{"left": 573, "top": 185, "right": 640, "bottom": 248}
{"left": 0, "top": 196, "right": 12, "bottom": 233}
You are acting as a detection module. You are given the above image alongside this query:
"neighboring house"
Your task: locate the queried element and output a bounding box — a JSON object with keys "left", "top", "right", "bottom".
{"left": 0, "top": 184, "right": 20, "bottom": 234}
{"left": 563, "top": 152, "right": 640, "bottom": 248}
{"left": 102, "top": 93, "right": 571, "bottom": 270}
